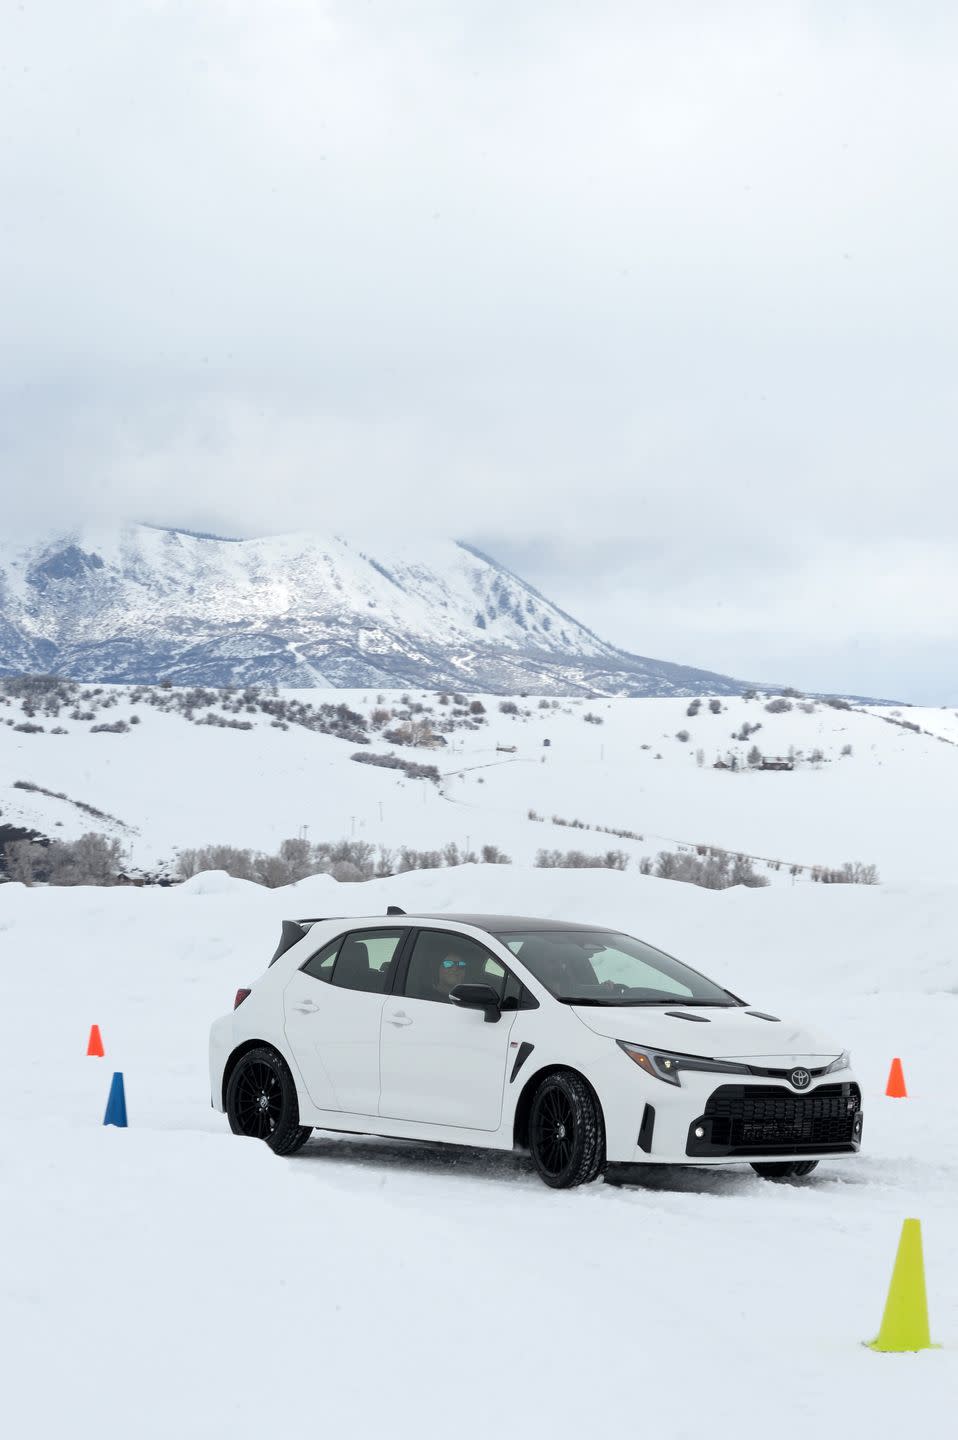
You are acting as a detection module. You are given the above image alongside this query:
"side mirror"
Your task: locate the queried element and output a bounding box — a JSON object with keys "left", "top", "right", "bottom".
{"left": 449, "top": 982, "right": 502, "bottom": 1023}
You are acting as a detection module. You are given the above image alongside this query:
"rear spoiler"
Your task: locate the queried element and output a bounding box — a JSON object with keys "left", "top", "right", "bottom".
{"left": 269, "top": 917, "right": 337, "bottom": 966}
{"left": 268, "top": 907, "right": 407, "bottom": 965}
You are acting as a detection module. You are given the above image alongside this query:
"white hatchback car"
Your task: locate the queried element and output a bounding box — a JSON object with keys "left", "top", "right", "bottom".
{"left": 209, "top": 910, "right": 863, "bottom": 1187}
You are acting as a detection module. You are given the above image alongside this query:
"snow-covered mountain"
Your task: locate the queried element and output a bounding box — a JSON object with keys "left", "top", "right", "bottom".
{"left": 0, "top": 524, "right": 754, "bottom": 694}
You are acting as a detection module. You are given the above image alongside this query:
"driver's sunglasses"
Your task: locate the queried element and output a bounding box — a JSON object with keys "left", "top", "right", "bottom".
{"left": 441, "top": 959, "right": 468, "bottom": 969}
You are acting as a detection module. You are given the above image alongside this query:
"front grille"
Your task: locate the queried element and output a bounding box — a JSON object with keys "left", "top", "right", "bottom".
{"left": 687, "top": 1082, "right": 862, "bottom": 1157}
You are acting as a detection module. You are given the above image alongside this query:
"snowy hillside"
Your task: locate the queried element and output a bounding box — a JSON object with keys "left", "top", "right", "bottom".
{"left": 2, "top": 864, "right": 956, "bottom": 1437}
{"left": 0, "top": 524, "right": 758, "bottom": 694}
{"left": 1, "top": 677, "right": 956, "bottom": 886}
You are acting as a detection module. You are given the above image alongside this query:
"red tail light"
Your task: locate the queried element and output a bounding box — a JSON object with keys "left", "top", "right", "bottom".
{"left": 234, "top": 988, "right": 251, "bottom": 1010}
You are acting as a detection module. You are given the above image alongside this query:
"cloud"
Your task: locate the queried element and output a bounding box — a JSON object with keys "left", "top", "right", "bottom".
{"left": 1, "top": 2, "right": 955, "bottom": 698}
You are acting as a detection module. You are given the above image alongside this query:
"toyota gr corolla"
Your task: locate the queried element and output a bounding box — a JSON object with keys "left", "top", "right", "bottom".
{"left": 209, "top": 911, "right": 862, "bottom": 1188}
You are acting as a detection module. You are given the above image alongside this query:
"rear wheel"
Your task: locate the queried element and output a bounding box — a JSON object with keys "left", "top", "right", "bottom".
{"left": 528, "top": 1071, "right": 605, "bottom": 1188}
{"left": 751, "top": 1160, "right": 819, "bottom": 1180}
{"left": 226, "top": 1046, "right": 312, "bottom": 1155}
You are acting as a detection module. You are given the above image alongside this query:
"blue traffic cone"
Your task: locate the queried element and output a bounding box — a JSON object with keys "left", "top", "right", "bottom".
{"left": 103, "top": 1071, "right": 128, "bottom": 1128}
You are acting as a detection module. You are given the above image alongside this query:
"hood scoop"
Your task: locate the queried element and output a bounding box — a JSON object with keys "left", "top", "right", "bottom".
{"left": 746, "top": 1011, "right": 781, "bottom": 1022}
{"left": 665, "top": 1010, "right": 711, "bottom": 1023}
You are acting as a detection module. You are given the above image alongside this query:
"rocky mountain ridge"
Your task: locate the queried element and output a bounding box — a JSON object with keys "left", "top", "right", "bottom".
{"left": 0, "top": 523, "right": 765, "bottom": 695}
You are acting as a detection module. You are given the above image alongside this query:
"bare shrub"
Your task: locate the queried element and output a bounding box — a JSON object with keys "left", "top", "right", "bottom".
{"left": 383, "top": 717, "right": 439, "bottom": 747}
{"left": 12, "top": 780, "right": 124, "bottom": 827}
{"left": 814, "top": 861, "right": 880, "bottom": 885}
{"left": 3, "top": 839, "right": 43, "bottom": 884}
{"left": 480, "top": 844, "right": 512, "bottom": 864}
{"left": 764, "top": 698, "right": 792, "bottom": 714}
{"left": 676, "top": 730, "right": 690, "bottom": 743}
{"left": 45, "top": 833, "right": 125, "bottom": 886}
{"left": 535, "top": 848, "right": 627, "bottom": 870}
{"left": 351, "top": 751, "right": 441, "bottom": 783}
{"left": 398, "top": 847, "right": 444, "bottom": 872}
{"left": 653, "top": 849, "right": 768, "bottom": 889}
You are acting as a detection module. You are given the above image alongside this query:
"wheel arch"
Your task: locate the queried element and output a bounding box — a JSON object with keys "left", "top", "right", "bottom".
{"left": 512, "top": 1063, "right": 604, "bottom": 1150}
{"left": 222, "top": 1037, "right": 296, "bottom": 1110}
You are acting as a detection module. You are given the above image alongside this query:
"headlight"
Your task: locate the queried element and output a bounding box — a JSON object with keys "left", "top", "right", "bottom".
{"left": 824, "top": 1050, "right": 851, "bottom": 1074}
{"left": 617, "top": 1040, "right": 752, "bottom": 1087}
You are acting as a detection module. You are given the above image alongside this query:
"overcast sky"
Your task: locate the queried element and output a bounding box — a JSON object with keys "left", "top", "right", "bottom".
{"left": 2, "top": 2, "right": 956, "bottom": 702}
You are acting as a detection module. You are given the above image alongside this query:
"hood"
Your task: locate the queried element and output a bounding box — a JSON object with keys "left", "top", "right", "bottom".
{"left": 569, "top": 1004, "right": 843, "bottom": 1066}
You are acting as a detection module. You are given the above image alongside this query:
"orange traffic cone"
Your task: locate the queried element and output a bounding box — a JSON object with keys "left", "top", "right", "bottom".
{"left": 86, "top": 1024, "right": 105, "bottom": 1058}
{"left": 886, "top": 1058, "right": 907, "bottom": 1098}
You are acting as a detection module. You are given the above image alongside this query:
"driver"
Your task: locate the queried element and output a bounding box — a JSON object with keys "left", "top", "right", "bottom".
{"left": 432, "top": 950, "right": 469, "bottom": 1002}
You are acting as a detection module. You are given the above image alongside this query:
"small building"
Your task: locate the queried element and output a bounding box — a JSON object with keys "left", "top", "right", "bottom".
{"left": 760, "top": 756, "right": 794, "bottom": 771}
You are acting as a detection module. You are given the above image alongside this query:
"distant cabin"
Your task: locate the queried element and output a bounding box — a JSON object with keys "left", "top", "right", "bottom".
{"left": 760, "top": 756, "right": 794, "bottom": 771}
{"left": 496, "top": 743, "right": 518, "bottom": 754}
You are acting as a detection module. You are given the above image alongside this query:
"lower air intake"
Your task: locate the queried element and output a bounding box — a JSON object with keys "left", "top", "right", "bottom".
{"left": 687, "top": 1082, "right": 863, "bottom": 1157}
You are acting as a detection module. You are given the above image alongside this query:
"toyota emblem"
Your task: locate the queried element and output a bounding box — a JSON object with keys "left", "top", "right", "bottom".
{"left": 790, "top": 1068, "right": 811, "bottom": 1090}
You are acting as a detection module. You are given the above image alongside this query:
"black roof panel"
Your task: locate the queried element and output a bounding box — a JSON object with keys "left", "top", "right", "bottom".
{"left": 415, "top": 913, "right": 611, "bottom": 933}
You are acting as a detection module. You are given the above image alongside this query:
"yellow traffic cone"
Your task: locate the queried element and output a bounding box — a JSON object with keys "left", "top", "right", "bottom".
{"left": 866, "top": 1219, "right": 938, "bottom": 1353}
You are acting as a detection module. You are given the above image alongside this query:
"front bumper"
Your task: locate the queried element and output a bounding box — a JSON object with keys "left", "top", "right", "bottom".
{"left": 601, "top": 1066, "right": 863, "bottom": 1165}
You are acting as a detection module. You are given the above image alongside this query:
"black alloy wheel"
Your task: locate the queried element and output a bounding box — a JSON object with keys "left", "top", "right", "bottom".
{"left": 528, "top": 1071, "right": 605, "bottom": 1189}
{"left": 226, "top": 1046, "right": 312, "bottom": 1155}
{"left": 751, "top": 1159, "right": 819, "bottom": 1180}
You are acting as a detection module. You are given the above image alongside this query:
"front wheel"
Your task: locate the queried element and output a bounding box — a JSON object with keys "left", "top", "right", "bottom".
{"left": 528, "top": 1071, "right": 605, "bottom": 1188}
{"left": 751, "top": 1160, "right": 819, "bottom": 1180}
{"left": 226, "top": 1046, "right": 312, "bottom": 1155}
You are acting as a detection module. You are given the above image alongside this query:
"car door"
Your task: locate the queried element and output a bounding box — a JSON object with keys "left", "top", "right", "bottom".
{"left": 284, "top": 928, "right": 407, "bottom": 1115}
{"left": 379, "top": 928, "right": 520, "bottom": 1131}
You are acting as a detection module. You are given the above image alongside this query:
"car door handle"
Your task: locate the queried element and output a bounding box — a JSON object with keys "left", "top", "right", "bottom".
{"left": 292, "top": 1000, "right": 320, "bottom": 1014}
{"left": 386, "top": 1012, "right": 413, "bottom": 1027}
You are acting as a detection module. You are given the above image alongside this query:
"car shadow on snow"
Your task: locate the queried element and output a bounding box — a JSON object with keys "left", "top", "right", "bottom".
{"left": 295, "top": 1134, "right": 859, "bottom": 1195}
{"left": 298, "top": 1131, "right": 542, "bottom": 1186}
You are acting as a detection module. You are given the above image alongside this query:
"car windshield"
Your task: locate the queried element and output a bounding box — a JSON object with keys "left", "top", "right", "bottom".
{"left": 496, "top": 929, "right": 740, "bottom": 1007}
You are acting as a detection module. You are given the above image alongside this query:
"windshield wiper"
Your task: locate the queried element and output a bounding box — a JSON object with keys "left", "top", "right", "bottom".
{"left": 652, "top": 999, "right": 742, "bottom": 1008}
{"left": 556, "top": 996, "right": 739, "bottom": 1007}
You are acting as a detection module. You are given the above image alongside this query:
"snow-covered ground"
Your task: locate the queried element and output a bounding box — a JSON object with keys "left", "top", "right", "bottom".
{"left": 2, "top": 864, "right": 956, "bottom": 1437}
{"left": 3, "top": 685, "right": 958, "bottom": 883}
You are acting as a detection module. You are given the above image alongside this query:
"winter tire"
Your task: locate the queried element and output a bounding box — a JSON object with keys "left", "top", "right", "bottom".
{"left": 529, "top": 1070, "right": 605, "bottom": 1188}
{"left": 226, "top": 1046, "right": 312, "bottom": 1155}
{"left": 750, "top": 1159, "right": 819, "bottom": 1180}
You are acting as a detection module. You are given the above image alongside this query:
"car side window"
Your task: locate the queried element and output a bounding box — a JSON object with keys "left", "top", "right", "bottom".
{"left": 301, "top": 938, "right": 340, "bottom": 983}
{"left": 330, "top": 929, "right": 404, "bottom": 995}
{"left": 403, "top": 930, "right": 515, "bottom": 1005}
